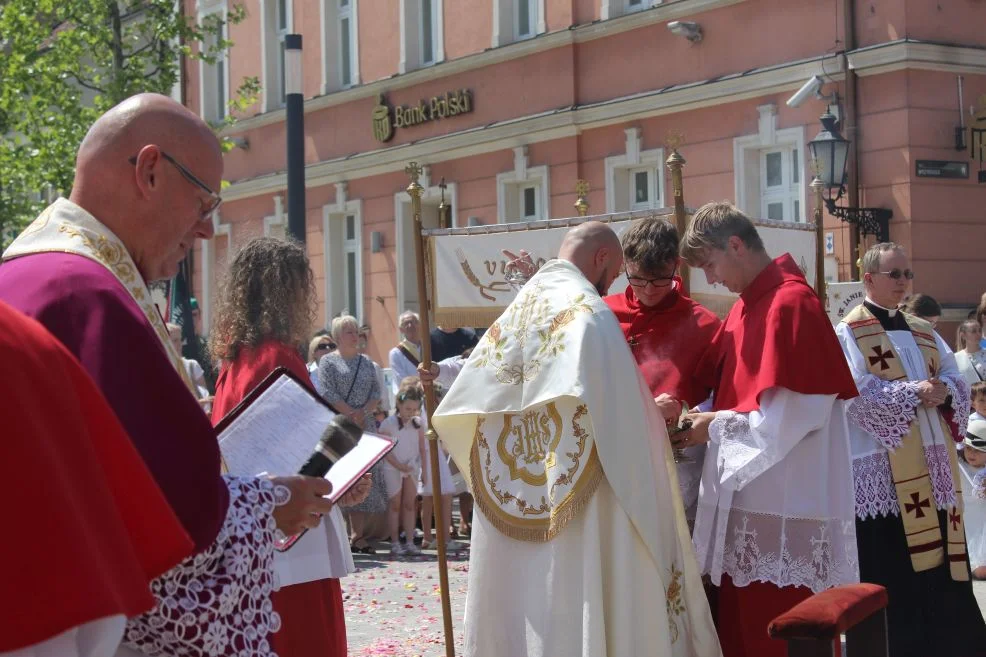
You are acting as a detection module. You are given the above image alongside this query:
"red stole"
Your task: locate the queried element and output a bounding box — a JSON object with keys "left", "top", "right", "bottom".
{"left": 703, "top": 254, "right": 858, "bottom": 412}
{"left": 0, "top": 300, "right": 193, "bottom": 651}
{"left": 604, "top": 283, "right": 721, "bottom": 407}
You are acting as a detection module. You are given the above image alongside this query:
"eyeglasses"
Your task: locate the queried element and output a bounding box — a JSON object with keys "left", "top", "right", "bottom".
{"left": 874, "top": 269, "right": 915, "bottom": 281}
{"left": 625, "top": 266, "right": 677, "bottom": 289}
{"left": 128, "top": 151, "right": 223, "bottom": 219}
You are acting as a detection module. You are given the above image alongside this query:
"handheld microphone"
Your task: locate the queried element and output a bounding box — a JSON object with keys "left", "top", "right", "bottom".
{"left": 298, "top": 414, "right": 363, "bottom": 477}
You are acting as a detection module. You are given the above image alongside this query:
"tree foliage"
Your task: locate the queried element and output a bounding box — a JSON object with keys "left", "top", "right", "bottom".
{"left": 0, "top": 0, "right": 259, "bottom": 246}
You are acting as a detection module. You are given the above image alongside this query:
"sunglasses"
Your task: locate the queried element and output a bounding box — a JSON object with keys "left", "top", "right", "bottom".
{"left": 874, "top": 269, "right": 915, "bottom": 281}
{"left": 315, "top": 342, "right": 336, "bottom": 352}
{"left": 128, "top": 151, "right": 223, "bottom": 220}
{"left": 625, "top": 266, "right": 677, "bottom": 289}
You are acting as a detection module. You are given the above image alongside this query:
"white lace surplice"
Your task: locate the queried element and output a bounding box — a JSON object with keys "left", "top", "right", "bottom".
{"left": 120, "top": 476, "right": 286, "bottom": 657}
{"left": 692, "top": 388, "right": 860, "bottom": 593}
{"left": 835, "top": 324, "right": 969, "bottom": 519}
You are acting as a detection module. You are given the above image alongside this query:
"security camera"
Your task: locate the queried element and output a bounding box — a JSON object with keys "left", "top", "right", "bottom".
{"left": 667, "top": 21, "right": 703, "bottom": 43}
{"left": 786, "top": 76, "right": 824, "bottom": 108}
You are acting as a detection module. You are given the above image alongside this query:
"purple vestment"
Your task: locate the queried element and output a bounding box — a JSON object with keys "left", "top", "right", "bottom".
{"left": 0, "top": 252, "right": 227, "bottom": 552}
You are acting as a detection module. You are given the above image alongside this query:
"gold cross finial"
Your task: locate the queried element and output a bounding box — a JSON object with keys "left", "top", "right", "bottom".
{"left": 665, "top": 132, "right": 685, "bottom": 152}
{"left": 575, "top": 179, "right": 590, "bottom": 197}
{"left": 405, "top": 161, "right": 423, "bottom": 184}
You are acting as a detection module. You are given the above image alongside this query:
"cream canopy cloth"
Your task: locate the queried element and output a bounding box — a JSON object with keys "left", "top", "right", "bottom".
{"left": 433, "top": 259, "right": 720, "bottom": 657}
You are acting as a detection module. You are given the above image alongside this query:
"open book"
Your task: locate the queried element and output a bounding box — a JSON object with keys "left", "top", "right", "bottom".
{"left": 215, "top": 367, "right": 394, "bottom": 582}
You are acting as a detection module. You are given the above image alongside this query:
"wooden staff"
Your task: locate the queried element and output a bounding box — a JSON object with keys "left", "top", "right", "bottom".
{"left": 666, "top": 147, "right": 689, "bottom": 295}
{"left": 811, "top": 175, "right": 827, "bottom": 301}
{"left": 405, "top": 161, "right": 456, "bottom": 657}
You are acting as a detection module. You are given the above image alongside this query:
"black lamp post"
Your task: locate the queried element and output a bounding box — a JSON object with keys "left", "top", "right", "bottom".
{"left": 807, "top": 112, "right": 892, "bottom": 242}
{"left": 285, "top": 34, "right": 306, "bottom": 244}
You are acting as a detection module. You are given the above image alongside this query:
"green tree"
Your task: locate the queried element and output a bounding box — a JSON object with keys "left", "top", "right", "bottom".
{"left": 0, "top": 0, "right": 259, "bottom": 246}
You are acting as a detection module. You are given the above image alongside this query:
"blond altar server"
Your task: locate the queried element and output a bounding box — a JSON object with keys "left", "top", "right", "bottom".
{"left": 431, "top": 222, "right": 721, "bottom": 657}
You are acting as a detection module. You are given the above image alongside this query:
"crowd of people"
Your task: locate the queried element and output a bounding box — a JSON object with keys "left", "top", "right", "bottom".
{"left": 5, "top": 92, "right": 986, "bottom": 657}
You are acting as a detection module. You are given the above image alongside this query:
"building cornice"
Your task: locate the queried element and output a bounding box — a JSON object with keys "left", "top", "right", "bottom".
{"left": 848, "top": 39, "right": 986, "bottom": 77}
{"left": 222, "top": 52, "right": 841, "bottom": 202}
{"left": 222, "top": 0, "right": 747, "bottom": 134}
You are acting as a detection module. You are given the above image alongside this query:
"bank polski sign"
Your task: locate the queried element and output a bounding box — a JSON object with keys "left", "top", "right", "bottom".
{"left": 372, "top": 90, "right": 473, "bottom": 143}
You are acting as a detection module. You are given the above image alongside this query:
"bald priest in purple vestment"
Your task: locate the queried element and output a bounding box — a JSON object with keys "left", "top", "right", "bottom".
{"left": 0, "top": 94, "right": 334, "bottom": 657}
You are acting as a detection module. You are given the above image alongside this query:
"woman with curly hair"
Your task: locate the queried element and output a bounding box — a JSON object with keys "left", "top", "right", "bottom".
{"left": 210, "top": 237, "right": 364, "bottom": 657}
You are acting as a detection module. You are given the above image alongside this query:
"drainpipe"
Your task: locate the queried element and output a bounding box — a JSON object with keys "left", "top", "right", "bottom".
{"left": 842, "top": 0, "right": 861, "bottom": 279}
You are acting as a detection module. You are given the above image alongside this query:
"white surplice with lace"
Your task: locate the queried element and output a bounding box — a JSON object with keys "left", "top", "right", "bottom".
{"left": 835, "top": 315, "right": 969, "bottom": 521}
{"left": 692, "top": 388, "right": 860, "bottom": 593}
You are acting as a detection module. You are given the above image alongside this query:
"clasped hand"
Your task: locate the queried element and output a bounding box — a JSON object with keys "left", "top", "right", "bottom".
{"left": 916, "top": 378, "right": 948, "bottom": 407}
{"left": 269, "top": 475, "right": 334, "bottom": 536}
{"left": 669, "top": 410, "right": 715, "bottom": 449}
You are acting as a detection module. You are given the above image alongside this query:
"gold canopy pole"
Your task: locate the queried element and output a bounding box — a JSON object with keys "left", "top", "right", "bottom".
{"left": 811, "top": 175, "right": 827, "bottom": 301}
{"left": 405, "top": 161, "right": 456, "bottom": 657}
{"left": 665, "top": 143, "right": 689, "bottom": 295}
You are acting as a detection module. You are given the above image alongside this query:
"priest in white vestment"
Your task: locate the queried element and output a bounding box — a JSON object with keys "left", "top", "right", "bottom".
{"left": 431, "top": 223, "right": 721, "bottom": 657}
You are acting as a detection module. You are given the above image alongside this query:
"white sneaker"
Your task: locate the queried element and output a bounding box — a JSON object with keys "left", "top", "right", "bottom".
{"left": 404, "top": 542, "right": 422, "bottom": 555}
{"left": 390, "top": 542, "right": 407, "bottom": 556}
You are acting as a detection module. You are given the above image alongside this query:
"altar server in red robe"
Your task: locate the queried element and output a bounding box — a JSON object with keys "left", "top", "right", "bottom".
{"left": 675, "top": 202, "right": 859, "bottom": 657}
{"left": 0, "top": 299, "right": 192, "bottom": 657}
{"left": 0, "top": 93, "right": 332, "bottom": 656}
{"left": 211, "top": 237, "right": 370, "bottom": 657}
{"left": 604, "top": 217, "right": 720, "bottom": 526}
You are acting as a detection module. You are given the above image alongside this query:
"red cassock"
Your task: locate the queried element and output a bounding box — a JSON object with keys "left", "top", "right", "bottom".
{"left": 0, "top": 299, "right": 193, "bottom": 652}
{"left": 698, "top": 254, "right": 857, "bottom": 657}
{"left": 604, "top": 281, "right": 721, "bottom": 405}
{"left": 212, "top": 340, "right": 348, "bottom": 657}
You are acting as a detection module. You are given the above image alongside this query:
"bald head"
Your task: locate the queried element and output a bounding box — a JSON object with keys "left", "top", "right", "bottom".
{"left": 70, "top": 93, "right": 222, "bottom": 283}
{"left": 558, "top": 221, "right": 624, "bottom": 296}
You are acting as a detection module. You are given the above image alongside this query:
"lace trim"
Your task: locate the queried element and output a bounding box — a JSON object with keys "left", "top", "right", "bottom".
{"left": 123, "top": 476, "right": 281, "bottom": 657}
{"left": 710, "top": 411, "right": 771, "bottom": 491}
{"left": 714, "top": 510, "right": 858, "bottom": 594}
{"left": 853, "top": 453, "right": 899, "bottom": 519}
{"left": 847, "top": 378, "right": 920, "bottom": 450}
{"left": 853, "top": 446, "right": 957, "bottom": 519}
{"left": 975, "top": 470, "right": 986, "bottom": 500}
{"left": 941, "top": 372, "right": 971, "bottom": 440}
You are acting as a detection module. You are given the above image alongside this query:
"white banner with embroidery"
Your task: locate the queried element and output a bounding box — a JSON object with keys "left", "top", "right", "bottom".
{"left": 426, "top": 212, "right": 817, "bottom": 326}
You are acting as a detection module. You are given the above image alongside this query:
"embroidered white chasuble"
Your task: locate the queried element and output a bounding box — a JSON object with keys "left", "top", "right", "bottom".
{"left": 433, "top": 260, "right": 720, "bottom": 657}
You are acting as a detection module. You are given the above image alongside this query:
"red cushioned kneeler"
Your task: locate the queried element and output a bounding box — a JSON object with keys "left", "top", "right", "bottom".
{"left": 768, "top": 584, "right": 889, "bottom": 657}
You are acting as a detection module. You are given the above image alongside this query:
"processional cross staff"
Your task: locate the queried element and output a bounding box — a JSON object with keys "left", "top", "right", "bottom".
{"left": 405, "top": 160, "right": 457, "bottom": 657}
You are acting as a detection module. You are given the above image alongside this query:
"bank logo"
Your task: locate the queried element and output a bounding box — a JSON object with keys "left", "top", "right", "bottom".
{"left": 372, "top": 94, "right": 394, "bottom": 143}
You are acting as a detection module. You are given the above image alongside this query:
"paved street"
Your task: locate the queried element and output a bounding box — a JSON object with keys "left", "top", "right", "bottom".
{"left": 343, "top": 541, "right": 986, "bottom": 656}
{"left": 344, "top": 541, "right": 469, "bottom": 657}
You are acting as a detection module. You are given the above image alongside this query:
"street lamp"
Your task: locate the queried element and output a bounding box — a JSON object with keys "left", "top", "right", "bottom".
{"left": 807, "top": 111, "right": 892, "bottom": 242}
{"left": 285, "top": 34, "right": 306, "bottom": 244}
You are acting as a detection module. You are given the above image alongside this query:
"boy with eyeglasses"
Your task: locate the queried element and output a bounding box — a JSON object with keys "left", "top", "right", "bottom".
{"left": 602, "top": 217, "right": 720, "bottom": 529}
{"left": 836, "top": 241, "right": 986, "bottom": 656}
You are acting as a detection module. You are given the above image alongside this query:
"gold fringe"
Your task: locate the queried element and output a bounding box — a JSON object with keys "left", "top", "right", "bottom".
{"left": 434, "top": 308, "right": 504, "bottom": 329}
{"left": 470, "top": 439, "right": 604, "bottom": 543}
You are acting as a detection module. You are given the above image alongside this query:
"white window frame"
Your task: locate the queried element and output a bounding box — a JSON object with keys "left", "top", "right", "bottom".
{"left": 604, "top": 128, "right": 664, "bottom": 213}
{"left": 199, "top": 211, "right": 232, "bottom": 334}
{"left": 399, "top": 0, "right": 444, "bottom": 73}
{"left": 263, "top": 195, "right": 286, "bottom": 237}
{"left": 601, "top": 0, "right": 656, "bottom": 20}
{"left": 323, "top": 183, "right": 365, "bottom": 325}
{"left": 393, "top": 166, "right": 458, "bottom": 314}
{"left": 338, "top": 0, "right": 356, "bottom": 88}
{"left": 492, "top": 0, "right": 546, "bottom": 47}
{"left": 514, "top": 0, "right": 537, "bottom": 40}
{"left": 197, "top": 0, "right": 229, "bottom": 124}
{"left": 320, "top": 0, "right": 361, "bottom": 93}
{"left": 260, "top": 0, "right": 293, "bottom": 112}
{"left": 759, "top": 146, "right": 802, "bottom": 223}
{"left": 496, "top": 146, "right": 550, "bottom": 223}
{"left": 733, "top": 103, "right": 807, "bottom": 223}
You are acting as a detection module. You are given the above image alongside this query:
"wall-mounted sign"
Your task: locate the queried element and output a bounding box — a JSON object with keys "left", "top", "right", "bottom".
{"left": 372, "top": 90, "right": 473, "bottom": 143}
{"left": 916, "top": 160, "right": 969, "bottom": 179}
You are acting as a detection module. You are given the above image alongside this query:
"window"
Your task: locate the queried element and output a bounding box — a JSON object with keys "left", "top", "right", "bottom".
{"left": 601, "top": 0, "right": 652, "bottom": 20}
{"left": 323, "top": 205, "right": 364, "bottom": 322}
{"left": 604, "top": 129, "right": 664, "bottom": 213}
{"left": 339, "top": 0, "right": 354, "bottom": 87}
{"left": 520, "top": 184, "right": 539, "bottom": 220}
{"left": 400, "top": 0, "right": 443, "bottom": 73}
{"left": 497, "top": 147, "right": 549, "bottom": 223}
{"left": 321, "top": 0, "right": 359, "bottom": 93}
{"left": 628, "top": 0, "right": 645, "bottom": 10}
{"left": 262, "top": 0, "right": 292, "bottom": 110}
{"left": 760, "top": 146, "right": 802, "bottom": 222}
{"left": 492, "top": 0, "right": 545, "bottom": 46}
{"left": 198, "top": 6, "right": 228, "bottom": 123}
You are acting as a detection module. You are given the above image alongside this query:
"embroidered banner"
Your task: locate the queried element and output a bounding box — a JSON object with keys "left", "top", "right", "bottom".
{"left": 425, "top": 211, "right": 817, "bottom": 326}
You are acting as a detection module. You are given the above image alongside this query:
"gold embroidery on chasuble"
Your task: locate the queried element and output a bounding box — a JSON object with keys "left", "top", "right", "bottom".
{"left": 665, "top": 563, "right": 686, "bottom": 645}
{"left": 844, "top": 304, "right": 968, "bottom": 580}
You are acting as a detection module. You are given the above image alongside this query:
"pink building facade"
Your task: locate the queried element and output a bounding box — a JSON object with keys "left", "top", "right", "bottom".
{"left": 186, "top": 0, "right": 986, "bottom": 361}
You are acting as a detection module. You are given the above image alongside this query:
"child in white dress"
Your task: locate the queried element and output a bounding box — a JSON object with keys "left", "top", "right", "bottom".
{"left": 959, "top": 419, "right": 986, "bottom": 579}
{"left": 378, "top": 384, "right": 426, "bottom": 557}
